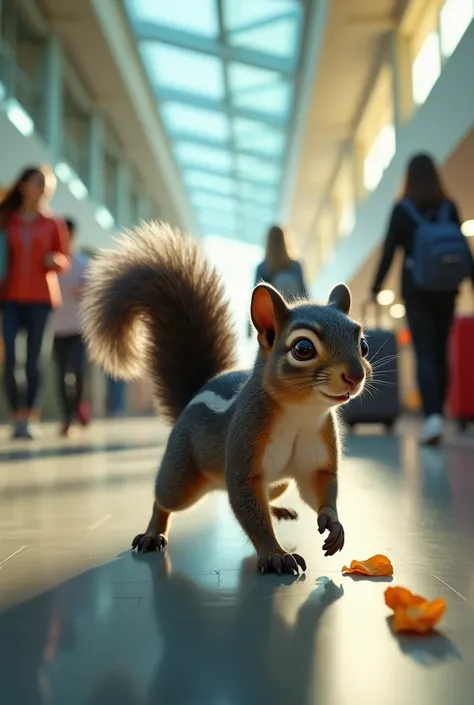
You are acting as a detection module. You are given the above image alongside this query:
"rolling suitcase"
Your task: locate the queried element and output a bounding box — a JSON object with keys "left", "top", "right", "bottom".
{"left": 447, "top": 316, "right": 474, "bottom": 431}
{"left": 342, "top": 308, "right": 400, "bottom": 431}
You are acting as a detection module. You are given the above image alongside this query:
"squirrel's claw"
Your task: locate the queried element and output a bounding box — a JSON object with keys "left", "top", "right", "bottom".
{"left": 132, "top": 533, "right": 168, "bottom": 553}
{"left": 258, "top": 552, "right": 306, "bottom": 576}
{"left": 318, "top": 515, "right": 329, "bottom": 534}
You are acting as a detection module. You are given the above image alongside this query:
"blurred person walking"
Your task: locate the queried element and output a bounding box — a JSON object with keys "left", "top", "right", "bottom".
{"left": 248, "top": 225, "right": 308, "bottom": 337}
{"left": 252, "top": 223, "right": 308, "bottom": 301}
{"left": 369, "top": 153, "right": 474, "bottom": 445}
{"left": 0, "top": 166, "right": 69, "bottom": 439}
{"left": 51, "top": 218, "right": 90, "bottom": 436}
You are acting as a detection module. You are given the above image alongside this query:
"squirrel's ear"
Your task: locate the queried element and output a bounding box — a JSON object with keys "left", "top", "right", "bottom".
{"left": 251, "top": 284, "right": 288, "bottom": 348}
{"left": 328, "top": 283, "right": 351, "bottom": 314}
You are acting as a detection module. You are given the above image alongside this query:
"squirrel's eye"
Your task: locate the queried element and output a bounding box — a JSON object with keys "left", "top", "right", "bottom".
{"left": 360, "top": 338, "right": 369, "bottom": 358}
{"left": 292, "top": 338, "right": 316, "bottom": 361}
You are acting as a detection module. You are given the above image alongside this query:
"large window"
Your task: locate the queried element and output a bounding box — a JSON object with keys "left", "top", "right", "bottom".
{"left": 1, "top": 1, "right": 47, "bottom": 136}
{"left": 62, "top": 72, "right": 91, "bottom": 189}
{"left": 338, "top": 203, "right": 355, "bottom": 238}
{"left": 400, "top": 0, "right": 443, "bottom": 109}
{"left": 440, "top": 0, "right": 474, "bottom": 57}
{"left": 356, "top": 65, "right": 396, "bottom": 196}
{"left": 363, "top": 124, "right": 396, "bottom": 192}
{"left": 411, "top": 32, "right": 441, "bottom": 105}
{"left": 333, "top": 156, "right": 355, "bottom": 237}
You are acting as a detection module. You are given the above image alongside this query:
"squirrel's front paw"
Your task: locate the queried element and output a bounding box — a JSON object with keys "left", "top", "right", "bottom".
{"left": 318, "top": 514, "right": 344, "bottom": 556}
{"left": 257, "top": 552, "right": 306, "bottom": 576}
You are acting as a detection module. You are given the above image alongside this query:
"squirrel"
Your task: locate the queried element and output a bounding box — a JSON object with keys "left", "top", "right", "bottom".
{"left": 81, "top": 222, "right": 372, "bottom": 575}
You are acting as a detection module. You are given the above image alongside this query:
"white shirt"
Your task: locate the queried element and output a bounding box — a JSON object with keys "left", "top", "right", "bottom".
{"left": 51, "top": 253, "right": 88, "bottom": 336}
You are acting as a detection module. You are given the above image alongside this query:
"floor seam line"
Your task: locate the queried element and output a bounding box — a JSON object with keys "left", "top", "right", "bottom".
{"left": 432, "top": 574, "right": 468, "bottom": 602}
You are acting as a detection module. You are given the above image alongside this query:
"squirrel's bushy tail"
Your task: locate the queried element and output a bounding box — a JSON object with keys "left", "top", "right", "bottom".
{"left": 81, "top": 222, "right": 237, "bottom": 423}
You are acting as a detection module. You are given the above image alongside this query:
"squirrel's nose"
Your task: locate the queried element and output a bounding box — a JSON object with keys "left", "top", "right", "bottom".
{"left": 342, "top": 371, "right": 364, "bottom": 387}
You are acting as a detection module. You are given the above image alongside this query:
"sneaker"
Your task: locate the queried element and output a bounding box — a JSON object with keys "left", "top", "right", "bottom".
{"left": 11, "top": 420, "right": 35, "bottom": 440}
{"left": 420, "top": 414, "right": 444, "bottom": 446}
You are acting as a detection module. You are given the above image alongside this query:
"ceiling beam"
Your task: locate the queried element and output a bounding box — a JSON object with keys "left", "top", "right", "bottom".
{"left": 132, "top": 20, "right": 294, "bottom": 76}
{"left": 227, "top": 10, "right": 298, "bottom": 38}
{"left": 182, "top": 163, "right": 232, "bottom": 180}
{"left": 215, "top": 0, "right": 241, "bottom": 205}
{"left": 186, "top": 164, "right": 277, "bottom": 187}
{"left": 168, "top": 132, "right": 282, "bottom": 162}
{"left": 156, "top": 86, "right": 288, "bottom": 128}
{"left": 345, "top": 14, "right": 397, "bottom": 31}
{"left": 312, "top": 123, "right": 353, "bottom": 139}
{"left": 194, "top": 205, "right": 237, "bottom": 220}
{"left": 189, "top": 185, "right": 277, "bottom": 208}
{"left": 183, "top": 185, "right": 235, "bottom": 200}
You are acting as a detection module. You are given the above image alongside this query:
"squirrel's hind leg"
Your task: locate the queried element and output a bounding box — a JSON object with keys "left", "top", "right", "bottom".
{"left": 132, "top": 447, "right": 210, "bottom": 553}
{"left": 132, "top": 501, "right": 170, "bottom": 552}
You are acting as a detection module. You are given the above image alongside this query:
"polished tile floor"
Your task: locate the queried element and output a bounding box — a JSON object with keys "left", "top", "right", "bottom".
{"left": 0, "top": 417, "right": 474, "bottom": 705}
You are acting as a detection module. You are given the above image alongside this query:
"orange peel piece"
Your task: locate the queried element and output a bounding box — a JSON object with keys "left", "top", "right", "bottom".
{"left": 385, "top": 586, "right": 447, "bottom": 633}
{"left": 342, "top": 554, "right": 394, "bottom": 577}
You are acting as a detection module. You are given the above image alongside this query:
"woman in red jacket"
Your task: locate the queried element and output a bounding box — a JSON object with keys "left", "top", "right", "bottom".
{"left": 0, "top": 166, "right": 69, "bottom": 439}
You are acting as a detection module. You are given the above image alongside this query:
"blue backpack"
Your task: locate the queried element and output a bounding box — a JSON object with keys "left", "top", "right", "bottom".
{"left": 401, "top": 199, "right": 471, "bottom": 292}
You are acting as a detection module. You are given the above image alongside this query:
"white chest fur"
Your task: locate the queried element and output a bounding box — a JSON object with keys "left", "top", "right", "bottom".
{"left": 261, "top": 405, "right": 330, "bottom": 483}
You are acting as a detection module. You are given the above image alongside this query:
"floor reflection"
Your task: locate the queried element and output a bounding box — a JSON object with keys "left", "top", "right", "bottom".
{"left": 0, "top": 549, "right": 344, "bottom": 705}
{"left": 1, "top": 420, "right": 474, "bottom": 704}
{"left": 86, "top": 554, "right": 344, "bottom": 705}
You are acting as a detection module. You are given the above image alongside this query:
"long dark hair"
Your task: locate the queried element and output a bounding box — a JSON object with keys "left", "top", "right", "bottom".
{"left": 264, "top": 224, "right": 298, "bottom": 275}
{"left": 401, "top": 153, "right": 447, "bottom": 210}
{"left": 0, "top": 166, "right": 45, "bottom": 228}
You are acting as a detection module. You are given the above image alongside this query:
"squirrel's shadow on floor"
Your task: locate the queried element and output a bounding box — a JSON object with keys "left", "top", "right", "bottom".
{"left": 109, "top": 552, "right": 343, "bottom": 705}
{"left": 385, "top": 617, "right": 461, "bottom": 667}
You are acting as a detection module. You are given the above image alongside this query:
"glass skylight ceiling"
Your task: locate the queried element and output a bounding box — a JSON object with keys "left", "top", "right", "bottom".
{"left": 125, "top": 0, "right": 306, "bottom": 243}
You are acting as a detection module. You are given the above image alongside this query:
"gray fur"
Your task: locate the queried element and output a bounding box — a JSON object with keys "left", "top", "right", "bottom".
{"left": 264, "top": 301, "right": 366, "bottom": 386}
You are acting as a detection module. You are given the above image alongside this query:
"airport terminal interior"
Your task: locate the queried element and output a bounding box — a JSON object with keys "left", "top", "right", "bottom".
{"left": 1, "top": 0, "right": 474, "bottom": 703}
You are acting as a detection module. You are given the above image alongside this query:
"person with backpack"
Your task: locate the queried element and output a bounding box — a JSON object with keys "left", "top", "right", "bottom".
{"left": 369, "top": 152, "right": 474, "bottom": 445}
{"left": 252, "top": 224, "right": 308, "bottom": 303}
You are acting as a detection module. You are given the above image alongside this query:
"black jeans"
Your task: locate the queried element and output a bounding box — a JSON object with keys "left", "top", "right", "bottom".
{"left": 404, "top": 291, "right": 456, "bottom": 417}
{"left": 2, "top": 302, "right": 51, "bottom": 412}
{"left": 52, "top": 334, "right": 86, "bottom": 424}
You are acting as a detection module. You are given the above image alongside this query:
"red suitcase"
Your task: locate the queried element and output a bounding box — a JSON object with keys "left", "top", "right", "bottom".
{"left": 447, "top": 316, "right": 474, "bottom": 430}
